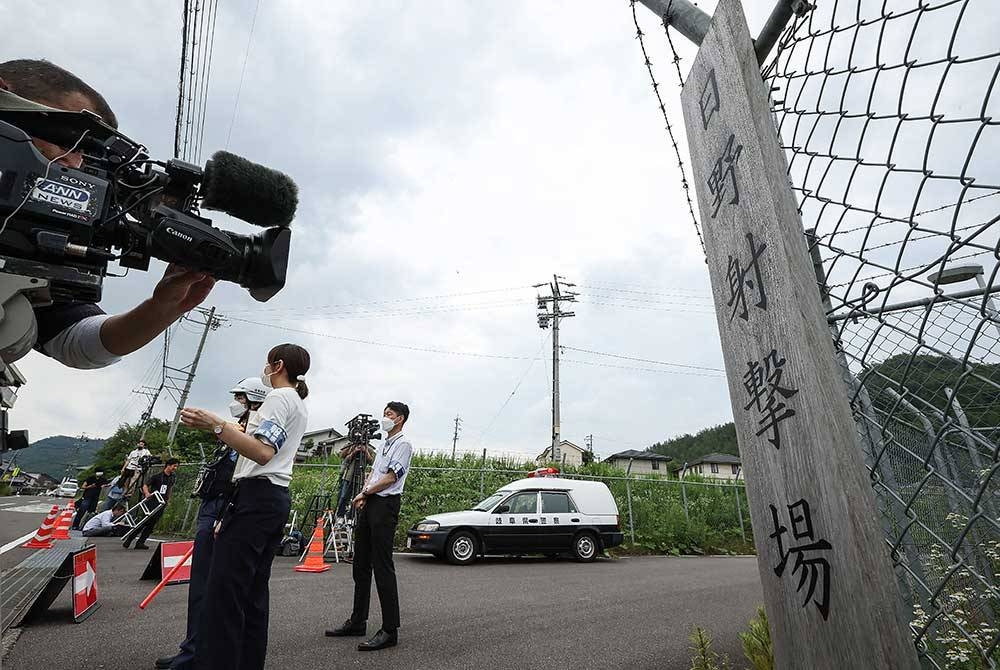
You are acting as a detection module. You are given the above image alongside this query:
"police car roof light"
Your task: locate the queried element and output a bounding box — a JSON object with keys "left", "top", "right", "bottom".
{"left": 527, "top": 467, "right": 560, "bottom": 478}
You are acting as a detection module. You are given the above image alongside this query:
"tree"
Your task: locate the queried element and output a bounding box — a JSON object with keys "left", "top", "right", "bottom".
{"left": 86, "top": 418, "right": 212, "bottom": 479}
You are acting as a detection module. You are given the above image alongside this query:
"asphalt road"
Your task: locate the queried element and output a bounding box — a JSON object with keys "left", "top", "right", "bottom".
{"left": 1, "top": 497, "right": 764, "bottom": 670}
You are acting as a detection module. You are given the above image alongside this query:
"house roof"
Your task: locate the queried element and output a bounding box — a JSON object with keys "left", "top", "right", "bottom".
{"left": 604, "top": 449, "right": 672, "bottom": 462}
{"left": 536, "top": 440, "right": 586, "bottom": 459}
{"left": 684, "top": 452, "right": 742, "bottom": 467}
{"left": 302, "top": 427, "right": 344, "bottom": 441}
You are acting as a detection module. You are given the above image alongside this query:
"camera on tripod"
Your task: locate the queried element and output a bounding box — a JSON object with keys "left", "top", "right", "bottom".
{"left": 138, "top": 454, "right": 162, "bottom": 469}
{"left": 0, "top": 89, "right": 298, "bottom": 365}
{"left": 346, "top": 413, "right": 381, "bottom": 445}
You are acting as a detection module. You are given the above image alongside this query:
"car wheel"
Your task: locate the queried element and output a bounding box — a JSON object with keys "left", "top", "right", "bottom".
{"left": 445, "top": 531, "right": 478, "bottom": 565}
{"left": 572, "top": 532, "right": 599, "bottom": 562}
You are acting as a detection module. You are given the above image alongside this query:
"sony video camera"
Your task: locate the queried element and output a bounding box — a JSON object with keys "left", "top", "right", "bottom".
{"left": 0, "top": 90, "right": 298, "bottom": 364}
{"left": 347, "top": 413, "right": 382, "bottom": 445}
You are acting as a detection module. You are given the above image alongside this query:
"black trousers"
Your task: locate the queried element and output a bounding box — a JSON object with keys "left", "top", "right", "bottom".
{"left": 195, "top": 478, "right": 290, "bottom": 670}
{"left": 134, "top": 500, "right": 165, "bottom": 546}
{"left": 351, "top": 494, "right": 402, "bottom": 631}
{"left": 171, "top": 494, "right": 226, "bottom": 669}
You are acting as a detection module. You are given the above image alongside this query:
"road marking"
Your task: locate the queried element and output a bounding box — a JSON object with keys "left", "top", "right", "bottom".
{"left": 0, "top": 531, "right": 36, "bottom": 554}
{"left": 3, "top": 503, "right": 61, "bottom": 514}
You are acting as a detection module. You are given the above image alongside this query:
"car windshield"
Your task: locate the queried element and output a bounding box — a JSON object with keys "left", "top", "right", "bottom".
{"left": 472, "top": 493, "right": 506, "bottom": 511}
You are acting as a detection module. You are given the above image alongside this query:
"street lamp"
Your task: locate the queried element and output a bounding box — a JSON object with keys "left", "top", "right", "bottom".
{"left": 927, "top": 263, "right": 1000, "bottom": 340}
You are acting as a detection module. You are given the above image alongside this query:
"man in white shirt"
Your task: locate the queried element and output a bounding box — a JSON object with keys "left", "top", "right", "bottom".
{"left": 120, "top": 439, "right": 152, "bottom": 496}
{"left": 82, "top": 503, "right": 127, "bottom": 537}
{"left": 326, "top": 401, "right": 413, "bottom": 652}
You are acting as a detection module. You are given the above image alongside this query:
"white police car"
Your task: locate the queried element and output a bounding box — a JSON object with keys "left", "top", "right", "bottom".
{"left": 406, "top": 468, "right": 623, "bottom": 565}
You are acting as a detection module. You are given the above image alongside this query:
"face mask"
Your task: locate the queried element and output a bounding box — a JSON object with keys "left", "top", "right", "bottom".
{"left": 261, "top": 365, "right": 274, "bottom": 388}
{"left": 380, "top": 416, "right": 396, "bottom": 432}
{"left": 229, "top": 400, "right": 247, "bottom": 417}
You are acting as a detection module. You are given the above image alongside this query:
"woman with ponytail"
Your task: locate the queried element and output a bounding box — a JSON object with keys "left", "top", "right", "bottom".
{"left": 180, "top": 343, "right": 310, "bottom": 670}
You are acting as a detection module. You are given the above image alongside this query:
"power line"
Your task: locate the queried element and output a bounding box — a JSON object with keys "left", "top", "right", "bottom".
{"left": 226, "top": 0, "right": 262, "bottom": 149}
{"left": 579, "top": 300, "right": 715, "bottom": 314}
{"left": 227, "top": 299, "right": 532, "bottom": 322}
{"left": 218, "top": 285, "right": 535, "bottom": 314}
{"left": 562, "top": 358, "right": 726, "bottom": 378}
{"left": 560, "top": 345, "right": 725, "bottom": 372}
{"left": 476, "top": 334, "right": 549, "bottom": 448}
{"left": 228, "top": 316, "right": 536, "bottom": 361}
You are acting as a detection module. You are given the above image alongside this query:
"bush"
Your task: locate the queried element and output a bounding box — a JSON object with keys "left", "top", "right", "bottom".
{"left": 740, "top": 606, "right": 774, "bottom": 670}
{"left": 154, "top": 454, "right": 756, "bottom": 556}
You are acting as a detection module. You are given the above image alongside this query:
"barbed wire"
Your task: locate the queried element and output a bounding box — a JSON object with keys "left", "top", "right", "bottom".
{"left": 629, "top": 0, "right": 705, "bottom": 256}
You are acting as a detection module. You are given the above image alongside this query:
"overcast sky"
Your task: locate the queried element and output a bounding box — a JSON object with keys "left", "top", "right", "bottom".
{"left": 3, "top": 1, "right": 841, "bottom": 460}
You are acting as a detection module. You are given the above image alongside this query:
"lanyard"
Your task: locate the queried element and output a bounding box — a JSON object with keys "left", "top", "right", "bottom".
{"left": 382, "top": 434, "right": 403, "bottom": 457}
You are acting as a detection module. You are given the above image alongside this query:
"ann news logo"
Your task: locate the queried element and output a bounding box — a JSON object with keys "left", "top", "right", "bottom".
{"left": 30, "top": 178, "right": 91, "bottom": 213}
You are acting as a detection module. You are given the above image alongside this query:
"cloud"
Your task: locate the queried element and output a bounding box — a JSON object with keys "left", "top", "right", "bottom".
{"left": 6, "top": 0, "right": 828, "bottom": 462}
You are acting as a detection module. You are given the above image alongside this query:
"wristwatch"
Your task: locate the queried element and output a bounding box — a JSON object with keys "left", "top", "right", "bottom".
{"left": 213, "top": 423, "right": 225, "bottom": 436}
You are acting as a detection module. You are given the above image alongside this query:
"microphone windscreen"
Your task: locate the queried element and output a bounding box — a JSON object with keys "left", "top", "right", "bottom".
{"left": 201, "top": 151, "right": 298, "bottom": 227}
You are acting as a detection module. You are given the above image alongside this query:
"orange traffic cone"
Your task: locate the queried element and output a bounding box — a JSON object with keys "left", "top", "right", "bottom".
{"left": 22, "top": 504, "right": 61, "bottom": 549}
{"left": 294, "top": 518, "right": 331, "bottom": 573}
{"left": 51, "top": 503, "right": 74, "bottom": 540}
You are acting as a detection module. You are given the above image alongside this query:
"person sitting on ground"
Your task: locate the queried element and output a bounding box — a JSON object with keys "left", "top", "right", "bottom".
{"left": 82, "top": 502, "right": 127, "bottom": 537}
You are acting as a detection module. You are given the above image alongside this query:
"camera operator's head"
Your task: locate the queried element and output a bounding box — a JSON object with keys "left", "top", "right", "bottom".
{"left": 382, "top": 401, "right": 409, "bottom": 437}
{"left": 262, "top": 343, "right": 310, "bottom": 399}
{"left": 163, "top": 458, "right": 180, "bottom": 476}
{"left": 0, "top": 59, "right": 117, "bottom": 168}
{"left": 137, "top": 439, "right": 147, "bottom": 449}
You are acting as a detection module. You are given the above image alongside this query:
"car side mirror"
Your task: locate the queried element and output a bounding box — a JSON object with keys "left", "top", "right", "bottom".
{"left": 494, "top": 504, "right": 510, "bottom": 514}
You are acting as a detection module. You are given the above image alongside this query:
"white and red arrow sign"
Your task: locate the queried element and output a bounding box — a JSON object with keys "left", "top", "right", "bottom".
{"left": 73, "top": 547, "right": 99, "bottom": 620}
{"left": 160, "top": 541, "right": 194, "bottom": 584}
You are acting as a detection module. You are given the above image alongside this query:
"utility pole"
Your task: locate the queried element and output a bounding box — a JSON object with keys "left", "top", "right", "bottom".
{"left": 585, "top": 434, "right": 594, "bottom": 462}
{"left": 451, "top": 415, "right": 462, "bottom": 459}
{"left": 535, "top": 275, "right": 578, "bottom": 464}
{"left": 166, "top": 307, "right": 223, "bottom": 451}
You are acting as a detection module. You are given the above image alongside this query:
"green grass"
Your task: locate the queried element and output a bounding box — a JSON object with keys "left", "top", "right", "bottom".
{"left": 156, "top": 453, "right": 755, "bottom": 556}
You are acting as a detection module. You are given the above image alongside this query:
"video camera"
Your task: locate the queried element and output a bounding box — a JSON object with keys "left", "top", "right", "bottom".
{"left": 346, "top": 413, "right": 382, "bottom": 445}
{"left": 138, "top": 454, "right": 163, "bottom": 469}
{"left": 0, "top": 90, "right": 298, "bottom": 364}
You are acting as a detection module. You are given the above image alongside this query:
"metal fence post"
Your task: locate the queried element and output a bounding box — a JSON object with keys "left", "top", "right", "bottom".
{"left": 625, "top": 458, "right": 636, "bottom": 545}
{"left": 479, "top": 448, "right": 486, "bottom": 498}
{"left": 734, "top": 482, "right": 746, "bottom": 542}
{"left": 680, "top": 462, "right": 689, "bottom": 524}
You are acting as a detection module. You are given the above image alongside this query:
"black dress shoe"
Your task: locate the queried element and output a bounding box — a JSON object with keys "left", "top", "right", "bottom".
{"left": 358, "top": 629, "right": 397, "bottom": 651}
{"left": 154, "top": 655, "right": 175, "bottom": 669}
{"left": 134, "top": 543, "right": 150, "bottom": 550}
{"left": 325, "top": 619, "right": 367, "bottom": 637}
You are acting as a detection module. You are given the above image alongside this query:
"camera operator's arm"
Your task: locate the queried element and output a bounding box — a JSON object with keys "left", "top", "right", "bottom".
{"left": 100, "top": 265, "right": 215, "bottom": 357}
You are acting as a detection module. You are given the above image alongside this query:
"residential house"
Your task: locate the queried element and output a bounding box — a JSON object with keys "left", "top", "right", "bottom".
{"left": 535, "top": 440, "right": 586, "bottom": 467}
{"left": 604, "top": 449, "right": 672, "bottom": 476}
{"left": 677, "top": 453, "right": 742, "bottom": 481}
{"left": 295, "top": 427, "right": 353, "bottom": 463}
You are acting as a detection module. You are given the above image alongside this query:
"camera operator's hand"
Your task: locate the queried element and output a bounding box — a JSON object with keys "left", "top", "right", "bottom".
{"left": 100, "top": 264, "right": 215, "bottom": 356}
{"left": 152, "top": 264, "right": 217, "bottom": 314}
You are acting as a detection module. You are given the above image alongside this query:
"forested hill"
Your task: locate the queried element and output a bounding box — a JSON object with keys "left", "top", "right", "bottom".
{"left": 649, "top": 423, "right": 739, "bottom": 465}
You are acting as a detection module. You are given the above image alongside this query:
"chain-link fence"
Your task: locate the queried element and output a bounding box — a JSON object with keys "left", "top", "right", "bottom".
{"left": 154, "top": 461, "right": 753, "bottom": 556}
{"left": 764, "top": 1, "right": 1000, "bottom": 667}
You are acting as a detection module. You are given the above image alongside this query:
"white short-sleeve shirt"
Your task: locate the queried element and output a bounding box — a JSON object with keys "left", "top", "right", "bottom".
{"left": 367, "top": 433, "right": 413, "bottom": 496}
{"left": 232, "top": 387, "right": 307, "bottom": 487}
